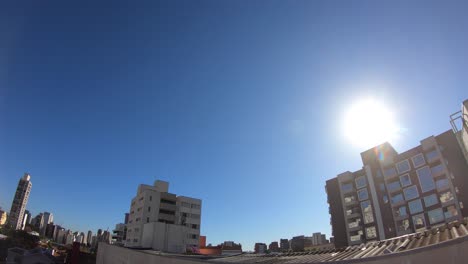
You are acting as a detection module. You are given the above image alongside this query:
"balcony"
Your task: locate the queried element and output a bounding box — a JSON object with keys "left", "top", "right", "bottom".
{"left": 158, "top": 212, "right": 175, "bottom": 222}
{"left": 348, "top": 220, "right": 362, "bottom": 231}
{"left": 160, "top": 202, "right": 176, "bottom": 211}
{"left": 346, "top": 211, "right": 361, "bottom": 219}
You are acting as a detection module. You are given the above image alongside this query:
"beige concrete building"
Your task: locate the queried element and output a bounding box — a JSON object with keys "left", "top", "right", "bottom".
{"left": 0, "top": 209, "right": 7, "bottom": 226}
{"left": 125, "top": 180, "right": 202, "bottom": 253}
{"left": 8, "top": 173, "right": 32, "bottom": 230}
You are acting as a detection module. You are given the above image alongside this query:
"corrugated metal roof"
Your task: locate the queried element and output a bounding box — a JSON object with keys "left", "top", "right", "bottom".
{"left": 209, "top": 219, "right": 468, "bottom": 263}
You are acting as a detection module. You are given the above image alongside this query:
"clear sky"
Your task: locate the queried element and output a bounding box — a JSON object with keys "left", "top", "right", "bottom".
{"left": 0, "top": 0, "right": 467, "bottom": 250}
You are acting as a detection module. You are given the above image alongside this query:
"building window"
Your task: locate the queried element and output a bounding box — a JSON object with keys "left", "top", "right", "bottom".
{"left": 357, "top": 189, "right": 369, "bottom": 201}
{"left": 439, "top": 191, "right": 454, "bottom": 203}
{"left": 412, "top": 153, "right": 426, "bottom": 168}
{"left": 344, "top": 195, "right": 356, "bottom": 203}
{"left": 412, "top": 214, "right": 426, "bottom": 230}
{"left": 431, "top": 163, "right": 444, "bottom": 175}
{"left": 383, "top": 167, "right": 397, "bottom": 178}
{"left": 403, "top": 185, "right": 419, "bottom": 201}
{"left": 397, "top": 219, "right": 410, "bottom": 232}
{"left": 148, "top": 207, "right": 151, "bottom": 212}
{"left": 136, "top": 218, "right": 140, "bottom": 222}
{"left": 147, "top": 217, "right": 149, "bottom": 223}
{"left": 361, "top": 200, "right": 374, "bottom": 224}
{"left": 397, "top": 159, "right": 411, "bottom": 174}
{"left": 408, "top": 199, "right": 423, "bottom": 214}
{"left": 191, "top": 204, "right": 201, "bottom": 209}
{"left": 365, "top": 226, "right": 377, "bottom": 239}
{"left": 181, "top": 202, "right": 191, "bottom": 208}
{"left": 355, "top": 176, "right": 367, "bottom": 189}
{"left": 191, "top": 214, "right": 200, "bottom": 219}
{"left": 399, "top": 174, "right": 411, "bottom": 187}
{"left": 396, "top": 206, "right": 407, "bottom": 217}
{"left": 341, "top": 183, "right": 353, "bottom": 193}
{"left": 191, "top": 224, "right": 198, "bottom": 229}
{"left": 150, "top": 196, "right": 152, "bottom": 201}
{"left": 379, "top": 183, "right": 386, "bottom": 191}
{"left": 427, "top": 208, "right": 444, "bottom": 224}
{"left": 391, "top": 193, "right": 404, "bottom": 204}
{"left": 417, "top": 166, "right": 435, "bottom": 193}
{"left": 425, "top": 149, "right": 438, "bottom": 162}
{"left": 387, "top": 181, "right": 401, "bottom": 192}
{"left": 423, "top": 194, "right": 439, "bottom": 207}
{"left": 444, "top": 205, "right": 459, "bottom": 219}
{"left": 383, "top": 195, "right": 389, "bottom": 204}
{"left": 376, "top": 170, "right": 382, "bottom": 178}
{"left": 435, "top": 178, "right": 449, "bottom": 190}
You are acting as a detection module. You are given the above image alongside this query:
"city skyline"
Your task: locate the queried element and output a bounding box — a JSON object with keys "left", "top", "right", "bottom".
{"left": 1, "top": 0, "right": 468, "bottom": 251}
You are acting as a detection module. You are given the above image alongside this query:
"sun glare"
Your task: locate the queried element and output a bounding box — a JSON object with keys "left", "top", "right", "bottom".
{"left": 343, "top": 98, "right": 399, "bottom": 149}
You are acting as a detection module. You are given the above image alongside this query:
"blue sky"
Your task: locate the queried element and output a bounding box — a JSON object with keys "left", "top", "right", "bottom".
{"left": 0, "top": 0, "right": 467, "bottom": 250}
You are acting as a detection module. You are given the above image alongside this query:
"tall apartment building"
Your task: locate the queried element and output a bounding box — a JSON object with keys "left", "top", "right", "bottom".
{"left": 124, "top": 180, "right": 202, "bottom": 253}
{"left": 8, "top": 173, "right": 32, "bottom": 230}
{"left": 40, "top": 212, "right": 53, "bottom": 236}
{"left": 326, "top": 128, "right": 468, "bottom": 248}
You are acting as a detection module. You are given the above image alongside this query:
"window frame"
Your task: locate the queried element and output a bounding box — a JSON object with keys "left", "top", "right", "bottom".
{"left": 399, "top": 174, "right": 411, "bottom": 187}
{"left": 408, "top": 199, "right": 423, "bottom": 215}
{"left": 412, "top": 153, "right": 426, "bottom": 168}
{"left": 355, "top": 176, "right": 367, "bottom": 189}
{"left": 416, "top": 166, "right": 435, "bottom": 193}
{"left": 396, "top": 159, "right": 411, "bottom": 174}
{"left": 357, "top": 188, "right": 369, "bottom": 201}
{"left": 403, "top": 185, "right": 419, "bottom": 201}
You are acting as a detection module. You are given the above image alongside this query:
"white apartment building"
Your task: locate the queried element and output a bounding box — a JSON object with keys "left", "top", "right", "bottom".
{"left": 9, "top": 173, "right": 32, "bottom": 230}
{"left": 124, "top": 180, "right": 202, "bottom": 253}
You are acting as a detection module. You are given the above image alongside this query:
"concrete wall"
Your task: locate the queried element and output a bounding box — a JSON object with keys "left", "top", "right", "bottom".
{"left": 97, "top": 243, "right": 205, "bottom": 264}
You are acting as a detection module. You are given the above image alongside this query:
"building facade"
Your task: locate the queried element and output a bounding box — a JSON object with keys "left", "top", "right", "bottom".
{"left": 0, "top": 209, "right": 7, "bottom": 226}
{"left": 8, "top": 173, "right": 32, "bottom": 230}
{"left": 326, "top": 129, "right": 468, "bottom": 247}
{"left": 124, "top": 180, "right": 202, "bottom": 253}
{"left": 254, "top": 243, "right": 267, "bottom": 253}
{"left": 279, "top": 239, "right": 289, "bottom": 252}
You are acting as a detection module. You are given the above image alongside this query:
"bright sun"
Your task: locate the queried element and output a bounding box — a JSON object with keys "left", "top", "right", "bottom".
{"left": 343, "top": 98, "right": 400, "bottom": 149}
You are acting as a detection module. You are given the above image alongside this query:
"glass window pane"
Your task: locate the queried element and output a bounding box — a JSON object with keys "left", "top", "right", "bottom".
{"left": 417, "top": 167, "right": 435, "bottom": 192}
{"left": 366, "top": 226, "right": 377, "bottom": 239}
{"left": 423, "top": 194, "right": 438, "bottom": 207}
{"left": 408, "top": 199, "right": 423, "bottom": 214}
{"left": 391, "top": 193, "right": 404, "bottom": 204}
{"left": 358, "top": 189, "right": 369, "bottom": 201}
{"left": 384, "top": 167, "right": 397, "bottom": 178}
{"left": 397, "top": 160, "right": 410, "bottom": 174}
{"left": 444, "top": 205, "right": 459, "bottom": 218}
{"left": 403, "top": 185, "right": 419, "bottom": 200}
{"left": 427, "top": 208, "right": 444, "bottom": 224}
{"left": 431, "top": 164, "right": 444, "bottom": 175}
{"left": 425, "top": 149, "right": 438, "bottom": 162}
{"left": 383, "top": 195, "right": 388, "bottom": 204}
{"left": 412, "top": 214, "right": 426, "bottom": 230}
{"left": 395, "top": 206, "right": 407, "bottom": 217}
{"left": 399, "top": 174, "right": 411, "bottom": 187}
{"left": 361, "top": 200, "right": 374, "bottom": 224}
{"left": 387, "top": 181, "right": 401, "bottom": 192}
{"left": 355, "top": 176, "right": 367, "bottom": 189}
{"left": 379, "top": 183, "right": 386, "bottom": 191}
{"left": 439, "top": 191, "right": 454, "bottom": 203}
{"left": 344, "top": 195, "right": 356, "bottom": 203}
{"left": 435, "top": 178, "right": 449, "bottom": 190}
{"left": 397, "top": 219, "right": 411, "bottom": 232}
{"left": 341, "top": 183, "right": 353, "bottom": 192}
{"left": 412, "top": 153, "right": 426, "bottom": 168}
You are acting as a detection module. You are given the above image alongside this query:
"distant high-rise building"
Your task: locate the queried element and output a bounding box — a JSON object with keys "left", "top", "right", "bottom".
{"left": 279, "top": 239, "right": 290, "bottom": 252}
{"left": 311, "top": 232, "right": 328, "bottom": 245}
{"left": 8, "top": 173, "right": 32, "bottom": 230}
{"left": 291, "top": 236, "right": 305, "bottom": 252}
{"left": 268, "top": 241, "right": 279, "bottom": 252}
{"left": 87, "top": 230, "right": 93, "bottom": 246}
{"left": 254, "top": 243, "right": 267, "bottom": 253}
{"left": 80, "top": 232, "right": 87, "bottom": 245}
{"left": 22, "top": 210, "right": 32, "bottom": 229}
{"left": 124, "top": 180, "right": 202, "bottom": 253}
{"left": 31, "top": 213, "right": 44, "bottom": 231}
{"left": 40, "top": 212, "right": 53, "bottom": 236}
